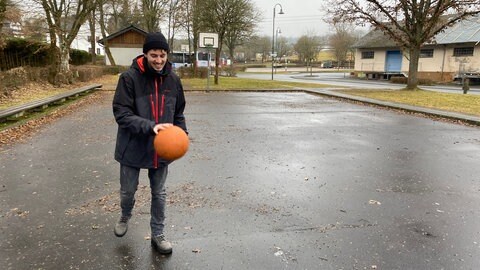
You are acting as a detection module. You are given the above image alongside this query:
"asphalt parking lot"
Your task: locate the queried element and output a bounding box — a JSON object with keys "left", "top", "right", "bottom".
{"left": 1, "top": 91, "right": 480, "bottom": 269}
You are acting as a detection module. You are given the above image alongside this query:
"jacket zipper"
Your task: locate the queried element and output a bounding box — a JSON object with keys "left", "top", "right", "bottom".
{"left": 159, "top": 77, "right": 165, "bottom": 118}
{"left": 160, "top": 95, "right": 165, "bottom": 118}
{"left": 153, "top": 78, "right": 159, "bottom": 168}
{"left": 150, "top": 94, "right": 155, "bottom": 119}
{"left": 153, "top": 77, "right": 166, "bottom": 168}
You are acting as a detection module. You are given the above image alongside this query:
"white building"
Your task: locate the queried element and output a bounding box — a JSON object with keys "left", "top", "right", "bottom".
{"left": 97, "top": 25, "right": 147, "bottom": 66}
{"left": 71, "top": 23, "right": 105, "bottom": 56}
{"left": 354, "top": 15, "right": 480, "bottom": 82}
{"left": 1, "top": 20, "right": 23, "bottom": 38}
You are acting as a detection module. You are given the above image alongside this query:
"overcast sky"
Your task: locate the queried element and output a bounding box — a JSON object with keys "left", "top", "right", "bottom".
{"left": 252, "top": 0, "right": 331, "bottom": 38}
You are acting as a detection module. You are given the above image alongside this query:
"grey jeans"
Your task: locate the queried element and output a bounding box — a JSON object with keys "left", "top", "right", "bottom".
{"left": 119, "top": 164, "right": 168, "bottom": 237}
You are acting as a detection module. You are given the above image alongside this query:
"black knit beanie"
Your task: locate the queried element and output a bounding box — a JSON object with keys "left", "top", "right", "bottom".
{"left": 143, "top": 32, "right": 169, "bottom": 53}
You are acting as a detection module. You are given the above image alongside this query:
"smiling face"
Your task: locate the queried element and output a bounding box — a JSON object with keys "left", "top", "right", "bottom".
{"left": 145, "top": 49, "right": 168, "bottom": 72}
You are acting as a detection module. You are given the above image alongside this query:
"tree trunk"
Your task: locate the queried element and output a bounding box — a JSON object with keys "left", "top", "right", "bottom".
{"left": 0, "top": 0, "right": 6, "bottom": 46}
{"left": 49, "top": 40, "right": 72, "bottom": 85}
{"left": 406, "top": 47, "right": 420, "bottom": 90}
{"left": 228, "top": 46, "right": 235, "bottom": 77}
{"left": 0, "top": 0, "right": 5, "bottom": 49}
{"left": 185, "top": 0, "right": 192, "bottom": 75}
{"left": 229, "top": 47, "right": 234, "bottom": 65}
{"left": 167, "top": 0, "right": 176, "bottom": 50}
{"left": 214, "top": 46, "right": 220, "bottom": 84}
{"left": 47, "top": 45, "right": 58, "bottom": 84}
{"left": 89, "top": 9, "right": 96, "bottom": 64}
{"left": 104, "top": 44, "right": 116, "bottom": 66}
{"left": 60, "top": 45, "right": 70, "bottom": 74}
{"left": 98, "top": 2, "right": 116, "bottom": 66}
{"left": 41, "top": 0, "right": 95, "bottom": 85}
{"left": 191, "top": 0, "right": 199, "bottom": 78}
{"left": 192, "top": 40, "right": 198, "bottom": 78}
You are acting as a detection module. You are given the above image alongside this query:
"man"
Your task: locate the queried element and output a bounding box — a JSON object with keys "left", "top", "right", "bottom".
{"left": 112, "top": 32, "right": 187, "bottom": 254}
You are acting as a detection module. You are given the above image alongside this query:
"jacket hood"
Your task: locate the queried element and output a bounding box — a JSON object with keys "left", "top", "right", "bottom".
{"left": 132, "top": 55, "right": 172, "bottom": 76}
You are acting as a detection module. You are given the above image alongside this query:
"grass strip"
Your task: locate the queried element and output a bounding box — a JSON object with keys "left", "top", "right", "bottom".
{"left": 337, "top": 89, "right": 480, "bottom": 116}
{"left": 182, "top": 77, "right": 334, "bottom": 90}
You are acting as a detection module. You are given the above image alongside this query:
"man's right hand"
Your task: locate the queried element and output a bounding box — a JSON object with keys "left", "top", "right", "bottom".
{"left": 153, "top": 123, "right": 173, "bottom": 134}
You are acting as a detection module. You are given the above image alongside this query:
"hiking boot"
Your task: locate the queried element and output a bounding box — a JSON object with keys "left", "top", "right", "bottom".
{"left": 151, "top": 234, "right": 173, "bottom": 254}
{"left": 114, "top": 216, "right": 129, "bottom": 237}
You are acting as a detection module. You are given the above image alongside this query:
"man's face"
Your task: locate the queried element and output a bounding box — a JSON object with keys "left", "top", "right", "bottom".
{"left": 145, "top": 49, "right": 168, "bottom": 72}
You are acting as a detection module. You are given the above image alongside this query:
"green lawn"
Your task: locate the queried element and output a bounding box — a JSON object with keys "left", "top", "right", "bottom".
{"left": 182, "top": 77, "right": 333, "bottom": 90}
{"left": 337, "top": 89, "right": 480, "bottom": 116}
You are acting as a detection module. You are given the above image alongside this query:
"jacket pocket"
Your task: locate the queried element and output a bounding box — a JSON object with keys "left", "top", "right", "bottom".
{"left": 115, "top": 130, "right": 131, "bottom": 160}
{"left": 161, "top": 95, "right": 177, "bottom": 123}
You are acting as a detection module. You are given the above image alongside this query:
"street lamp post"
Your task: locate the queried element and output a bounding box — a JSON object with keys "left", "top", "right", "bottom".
{"left": 275, "top": 27, "right": 281, "bottom": 74}
{"left": 271, "top": 3, "right": 284, "bottom": 80}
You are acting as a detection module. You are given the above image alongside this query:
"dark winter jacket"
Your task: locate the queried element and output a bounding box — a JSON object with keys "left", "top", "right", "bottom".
{"left": 113, "top": 55, "right": 187, "bottom": 168}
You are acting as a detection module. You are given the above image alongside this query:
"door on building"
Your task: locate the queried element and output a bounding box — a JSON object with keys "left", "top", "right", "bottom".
{"left": 385, "top": 50, "right": 402, "bottom": 72}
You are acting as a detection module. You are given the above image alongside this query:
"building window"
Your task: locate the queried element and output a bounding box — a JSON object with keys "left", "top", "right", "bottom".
{"left": 97, "top": 48, "right": 101, "bottom": 55}
{"left": 453, "top": 47, "right": 474, "bottom": 57}
{"left": 361, "top": 51, "right": 374, "bottom": 59}
{"left": 420, "top": 48, "right": 434, "bottom": 58}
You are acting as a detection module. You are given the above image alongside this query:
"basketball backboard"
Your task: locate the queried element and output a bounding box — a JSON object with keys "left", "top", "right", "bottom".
{"left": 180, "top": 44, "right": 189, "bottom": 52}
{"left": 199, "top": 33, "right": 219, "bottom": 48}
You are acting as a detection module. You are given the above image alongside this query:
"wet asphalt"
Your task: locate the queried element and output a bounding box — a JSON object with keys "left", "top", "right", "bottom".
{"left": 1, "top": 90, "right": 480, "bottom": 270}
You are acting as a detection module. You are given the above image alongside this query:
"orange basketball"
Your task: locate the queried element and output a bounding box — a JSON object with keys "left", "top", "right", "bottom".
{"left": 153, "top": 126, "right": 189, "bottom": 161}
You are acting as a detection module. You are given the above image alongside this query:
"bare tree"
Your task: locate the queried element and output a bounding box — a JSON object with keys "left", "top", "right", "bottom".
{"left": 98, "top": 0, "right": 115, "bottom": 65}
{"left": 118, "top": 0, "right": 133, "bottom": 28}
{"left": 0, "top": 0, "right": 22, "bottom": 46}
{"left": 258, "top": 36, "right": 272, "bottom": 63}
{"left": 328, "top": 22, "right": 358, "bottom": 69}
{"left": 181, "top": 0, "right": 192, "bottom": 51}
{"left": 142, "top": 0, "right": 169, "bottom": 32}
{"left": 107, "top": 0, "right": 142, "bottom": 31}
{"left": 170, "top": 0, "right": 194, "bottom": 52}
{"left": 223, "top": 3, "right": 260, "bottom": 66}
{"left": 294, "top": 34, "right": 321, "bottom": 67}
{"left": 240, "top": 35, "right": 271, "bottom": 63}
{"left": 167, "top": 0, "right": 198, "bottom": 75}
{"left": 0, "top": 0, "right": 5, "bottom": 16}
{"left": 326, "top": 0, "right": 480, "bottom": 89}
{"left": 166, "top": 0, "right": 183, "bottom": 49}
{"left": 38, "top": 0, "right": 97, "bottom": 84}
{"left": 196, "top": 0, "right": 259, "bottom": 84}
{"left": 104, "top": 0, "right": 122, "bottom": 33}
{"left": 190, "top": 0, "right": 201, "bottom": 76}
{"left": 88, "top": 8, "right": 96, "bottom": 64}
{"left": 276, "top": 36, "right": 290, "bottom": 62}
{"left": 23, "top": 16, "right": 49, "bottom": 41}
{"left": 0, "top": 0, "right": 9, "bottom": 48}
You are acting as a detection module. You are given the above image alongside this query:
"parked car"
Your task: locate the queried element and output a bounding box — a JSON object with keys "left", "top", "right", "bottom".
{"left": 321, "top": 61, "right": 334, "bottom": 68}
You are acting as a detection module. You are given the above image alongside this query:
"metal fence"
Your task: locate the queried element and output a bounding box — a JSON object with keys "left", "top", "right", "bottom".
{"left": 0, "top": 51, "right": 49, "bottom": 71}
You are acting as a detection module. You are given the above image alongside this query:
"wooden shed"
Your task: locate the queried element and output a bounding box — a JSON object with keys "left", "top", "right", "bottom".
{"left": 98, "top": 25, "right": 148, "bottom": 66}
